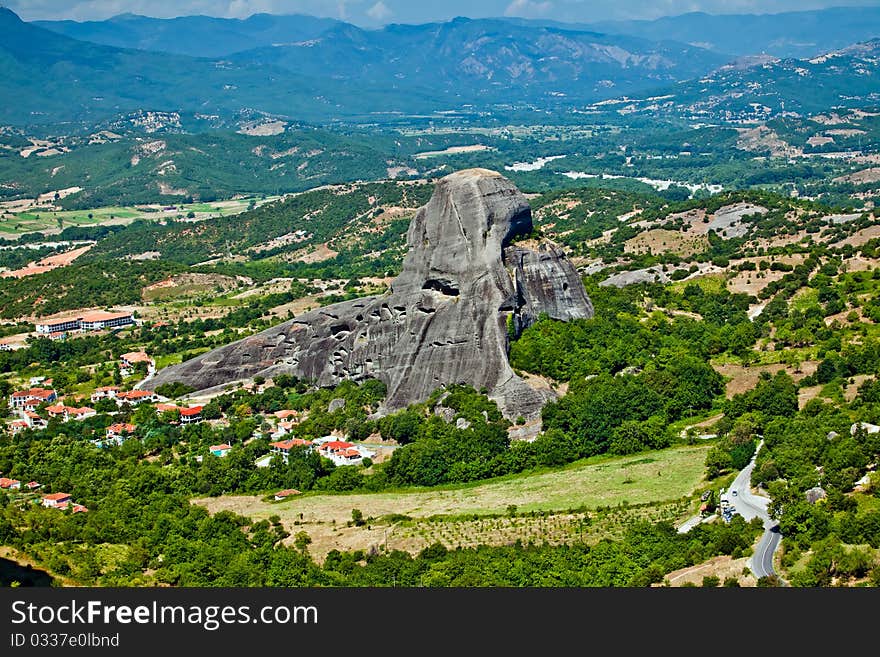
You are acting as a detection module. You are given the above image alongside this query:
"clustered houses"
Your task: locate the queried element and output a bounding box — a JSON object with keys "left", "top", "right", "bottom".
{"left": 267, "top": 435, "right": 375, "bottom": 466}
{"left": 45, "top": 403, "right": 96, "bottom": 422}
{"left": 3, "top": 474, "right": 83, "bottom": 513}
{"left": 35, "top": 310, "right": 135, "bottom": 336}
{"left": 317, "top": 439, "right": 375, "bottom": 466}
{"left": 270, "top": 408, "right": 305, "bottom": 439}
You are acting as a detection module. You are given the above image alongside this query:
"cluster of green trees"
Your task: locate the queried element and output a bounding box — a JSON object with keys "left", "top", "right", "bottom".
{"left": 0, "top": 260, "right": 182, "bottom": 318}
{"left": 745, "top": 376, "right": 880, "bottom": 586}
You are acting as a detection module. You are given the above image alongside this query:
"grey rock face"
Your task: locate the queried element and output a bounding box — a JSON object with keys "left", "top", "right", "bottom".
{"left": 599, "top": 266, "right": 668, "bottom": 288}
{"left": 328, "top": 398, "right": 346, "bottom": 413}
{"left": 150, "top": 169, "right": 593, "bottom": 418}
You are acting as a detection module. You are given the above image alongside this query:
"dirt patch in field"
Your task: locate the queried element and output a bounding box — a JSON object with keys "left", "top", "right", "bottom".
{"left": 284, "top": 243, "right": 339, "bottom": 264}
{"left": 414, "top": 144, "right": 493, "bottom": 159}
{"left": 842, "top": 255, "right": 878, "bottom": 272}
{"left": 833, "top": 167, "right": 880, "bottom": 184}
{"left": 715, "top": 361, "right": 818, "bottom": 398}
{"left": 735, "top": 126, "right": 801, "bottom": 158}
{"left": 624, "top": 229, "right": 709, "bottom": 257}
{"left": 661, "top": 554, "right": 758, "bottom": 587}
{"left": 237, "top": 120, "right": 287, "bottom": 136}
{"left": 142, "top": 273, "right": 239, "bottom": 301}
{"left": 833, "top": 225, "right": 880, "bottom": 248}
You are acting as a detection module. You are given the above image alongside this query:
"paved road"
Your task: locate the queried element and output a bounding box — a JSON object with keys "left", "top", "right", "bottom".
{"left": 752, "top": 526, "right": 782, "bottom": 579}
{"left": 720, "top": 440, "right": 783, "bottom": 580}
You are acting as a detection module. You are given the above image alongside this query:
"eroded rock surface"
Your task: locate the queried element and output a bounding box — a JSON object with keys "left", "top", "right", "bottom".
{"left": 151, "top": 169, "right": 593, "bottom": 418}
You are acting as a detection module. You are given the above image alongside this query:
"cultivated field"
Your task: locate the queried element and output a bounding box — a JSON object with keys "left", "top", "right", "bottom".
{"left": 196, "top": 445, "right": 710, "bottom": 559}
{"left": 0, "top": 196, "right": 279, "bottom": 237}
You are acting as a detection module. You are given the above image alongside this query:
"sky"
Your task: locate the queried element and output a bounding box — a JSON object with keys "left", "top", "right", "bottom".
{"left": 6, "top": 0, "right": 879, "bottom": 25}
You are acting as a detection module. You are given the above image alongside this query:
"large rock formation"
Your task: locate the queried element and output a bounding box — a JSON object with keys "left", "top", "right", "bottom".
{"left": 151, "top": 169, "right": 593, "bottom": 418}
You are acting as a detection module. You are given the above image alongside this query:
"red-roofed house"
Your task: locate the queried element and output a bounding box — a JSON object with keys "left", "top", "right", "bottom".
{"left": 120, "top": 351, "right": 155, "bottom": 375}
{"left": 46, "top": 404, "right": 96, "bottom": 422}
{"left": 41, "top": 492, "right": 72, "bottom": 508}
{"left": 22, "top": 410, "right": 47, "bottom": 429}
{"left": 115, "top": 390, "right": 157, "bottom": 405}
{"left": 90, "top": 386, "right": 120, "bottom": 403}
{"left": 0, "top": 477, "right": 21, "bottom": 490}
{"left": 68, "top": 406, "right": 95, "bottom": 420}
{"left": 107, "top": 423, "right": 136, "bottom": 440}
{"left": 45, "top": 403, "right": 68, "bottom": 419}
{"left": 274, "top": 409, "right": 301, "bottom": 420}
{"left": 25, "top": 481, "right": 41, "bottom": 491}
{"left": 318, "top": 440, "right": 355, "bottom": 454}
{"left": 269, "top": 438, "right": 312, "bottom": 462}
{"left": 155, "top": 403, "right": 179, "bottom": 413}
{"left": 54, "top": 501, "right": 88, "bottom": 513}
{"left": 318, "top": 440, "right": 374, "bottom": 466}
{"left": 78, "top": 311, "right": 134, "bottom": 331}
{"left": 209, "top": 444, "right": 232, "bottom": 457}
{"left": 10, "top": 387, "right": 56, "bottom": 409}
{"left": 179, "top": 406, "right": 203, "bottom": 424}
{"left": 7, "top": 420, "right": 28, "bottom": 435}
{"left": 273, "top": 489, "right": 301, "bottom": 501}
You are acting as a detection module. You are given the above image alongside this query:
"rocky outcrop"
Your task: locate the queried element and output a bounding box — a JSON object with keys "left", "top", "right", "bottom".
{"left": 599, "top": 266, "right": 668, "bottom": 288}
{"left": 151, "top": 169, "right": 593, "bottom": 418}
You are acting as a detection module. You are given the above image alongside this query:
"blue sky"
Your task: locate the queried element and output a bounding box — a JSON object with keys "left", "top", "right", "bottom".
{"left": 6, "top": 1, "right": 879, "bottom": 25}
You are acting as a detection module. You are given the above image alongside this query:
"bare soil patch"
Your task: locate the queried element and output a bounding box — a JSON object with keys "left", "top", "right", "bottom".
{"left": 661, "top": 554, "right": 757, "bottom": 587}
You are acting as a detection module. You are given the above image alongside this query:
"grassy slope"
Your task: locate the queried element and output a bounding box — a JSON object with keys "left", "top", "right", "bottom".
{"left": 197, "top": 445, "right": 709, "bottom": 521}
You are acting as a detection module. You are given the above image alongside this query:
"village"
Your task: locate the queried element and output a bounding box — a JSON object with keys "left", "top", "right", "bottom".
{"left": 1, "top": 310, "right": 380, "bottom": 514}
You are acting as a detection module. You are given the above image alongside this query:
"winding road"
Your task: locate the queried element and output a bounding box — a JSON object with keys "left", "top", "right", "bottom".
{"left": 679, "top": 439, "right": 783, "bottom": 581}
{"left": 721, "top": 440, "right": 782, "bottom": 580}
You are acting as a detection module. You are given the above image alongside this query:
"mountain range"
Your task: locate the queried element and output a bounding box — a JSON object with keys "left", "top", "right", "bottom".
{"left": 1, "top": 6, "right": 878, "bottom": 128}
{"left": 34, "top": 7, "right": 880, "bottom": 60}
{"left": 0, "top": 8, "right": 725, "bottom": 126}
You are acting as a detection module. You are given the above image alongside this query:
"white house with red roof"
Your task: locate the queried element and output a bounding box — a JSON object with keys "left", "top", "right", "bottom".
{"left": 19, "top": 410, "right": 47, "bottom": 429}
{"left": 317, "top": 439, "right": 376, "bottom": 466}
{"left": 268, "top": 438, "right": 313, "bottom": 463}
{"left": 209, "top": 444, "right": 233, "bottom": 457}
{"left": 94, "top": 423, "right": 137, "bottom": 448}
{"left": 45, "top": 404, "right": 96, "bottom": 422}
{"left": 119, "top": 351, "right": 155, "bottom": 376}
{"left": 7, "top": 420, "right": 28, "bottom": 435}
{"left": 41, "top": 492, "right": 72, "bottom": 508}
{"left": 0, "top": 477, "right": 21, "bottom": 490}
{"left": 90, "top": 386, "right": 120, "bottom": 403}
{"left": 273, "top": 489, "right": 301, "bottom": 501}
{"left": 179, "top": 406, "right": 203, "bottom": 424}
{"left": 9, "top": 387, "right": 57, "bottom": 409}
{"left": 115, "top": 390, "right": 157, "bottom": 405}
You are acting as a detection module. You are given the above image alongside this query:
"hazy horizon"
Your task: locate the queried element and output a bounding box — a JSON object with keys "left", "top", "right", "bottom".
{"left": 5, "top": 1, "right": 878, "bottom": 27}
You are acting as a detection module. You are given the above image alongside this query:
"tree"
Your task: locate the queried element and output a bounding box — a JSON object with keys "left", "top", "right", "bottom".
{"left": 351, "top": 509, "right": 365, "bottom": 526}
{"left": 293, "top": 531, "right": 312, "bottom": 551}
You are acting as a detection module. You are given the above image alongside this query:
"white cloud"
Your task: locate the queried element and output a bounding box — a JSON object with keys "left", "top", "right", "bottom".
{"left": 366, "top": 1, "right": 392, "bottom": 22}
{"left": 504, "top": 0, "right": 552, "bottom": 18}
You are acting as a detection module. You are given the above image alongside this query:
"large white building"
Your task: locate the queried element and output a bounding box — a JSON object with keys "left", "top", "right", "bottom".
{"left": 36, "top": 311, "right": 134, "bottom": 335}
